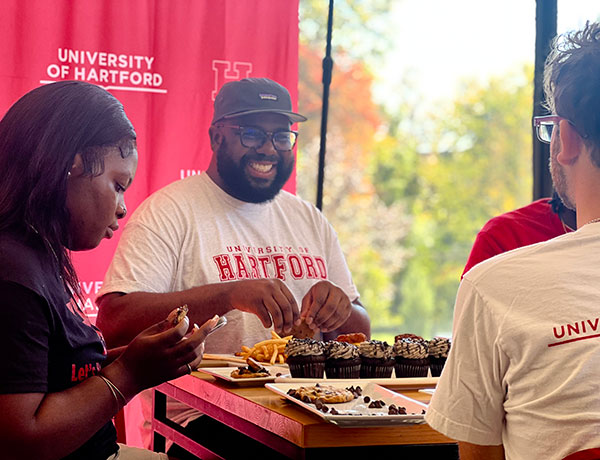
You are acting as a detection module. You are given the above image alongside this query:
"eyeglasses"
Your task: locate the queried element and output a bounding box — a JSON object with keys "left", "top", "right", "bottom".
{"left": 533, "top": 115, "right": 564, "bottom": 144}
{"left": 217, "top": 124, "right": 298, "bottom": 151}
{"left": 533, "top": 115, "right": 587, "bottom": 144}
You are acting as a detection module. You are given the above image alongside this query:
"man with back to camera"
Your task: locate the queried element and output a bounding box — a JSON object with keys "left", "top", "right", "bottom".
{"left": 426, "top": 22, "right": 600, "bottom": 460}
{"left": 96, "top": 77, "right": 370, "bottom": 455}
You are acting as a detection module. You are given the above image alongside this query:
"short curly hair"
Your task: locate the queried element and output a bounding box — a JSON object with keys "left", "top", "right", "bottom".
{"left": 543, "top": 21, "right": 600, "bottom": 166}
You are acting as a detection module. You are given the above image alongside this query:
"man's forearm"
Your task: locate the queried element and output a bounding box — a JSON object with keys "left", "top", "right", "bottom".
{"left": 324, "top": 300, "right": 371, "bottom": 340}
{"left": 97, "top": 285, "right": 234, "bottom": 347}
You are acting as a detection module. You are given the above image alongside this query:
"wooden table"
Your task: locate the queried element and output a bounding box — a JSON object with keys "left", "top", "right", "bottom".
{"left": 152, "top": 372, "right": 457, "bottom": 459}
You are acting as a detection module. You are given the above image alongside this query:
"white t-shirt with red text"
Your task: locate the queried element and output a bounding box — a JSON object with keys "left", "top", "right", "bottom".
{"left": 426, "top": 223, "right": 600, "bottom": 460}
{"left": 99, "top": 172, "right": 359, "bottom": 446}
{"left": 99, "top": 172, "right": 359, "bottom": 354}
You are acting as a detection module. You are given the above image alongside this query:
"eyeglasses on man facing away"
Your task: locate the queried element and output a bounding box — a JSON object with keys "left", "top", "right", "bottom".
{"left": 533, "top": 115, "right": 588, "bottom": 144}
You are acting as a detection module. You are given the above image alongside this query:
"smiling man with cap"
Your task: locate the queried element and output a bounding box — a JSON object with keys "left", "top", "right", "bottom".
{"left": 96, "top": 77, "right": 370, "bottom": 455}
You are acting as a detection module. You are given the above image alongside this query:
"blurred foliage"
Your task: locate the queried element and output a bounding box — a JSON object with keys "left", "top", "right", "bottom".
{"left": 299, "top": 0, "right": 394, "bottom": 68}
{"left": 297, "top": 2, "right": 533, "bottom": 343}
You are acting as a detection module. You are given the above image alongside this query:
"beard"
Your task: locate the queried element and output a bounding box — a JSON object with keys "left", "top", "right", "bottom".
{"left": 216, "top": 138, "right": 295, "bottom": 203}
{"left": 549, "top": 140, "right": 575, "bottom": 210}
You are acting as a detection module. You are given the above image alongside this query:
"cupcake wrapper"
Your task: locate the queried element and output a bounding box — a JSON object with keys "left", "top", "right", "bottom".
{"left": 429, "top": 357, "right": 447, "bottom": 377}
{"left": 359, "top": 358, "right": 394, "bottom": 378}
{"left": 288, "top": 361, "right": 325, "bottom": 378}
{"left": 325, "top": 362, "right": 361, "bottom": 379}
{"left": 287, "top": 355, "right": 325, "bottom": 378}
{"left": 394, "top": 357, "right": 429, "bottom": 378}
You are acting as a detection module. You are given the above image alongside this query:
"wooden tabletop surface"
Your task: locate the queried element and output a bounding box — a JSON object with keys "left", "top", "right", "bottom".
{"left": 157, "top": 371, "right": 455, "bottom": 449}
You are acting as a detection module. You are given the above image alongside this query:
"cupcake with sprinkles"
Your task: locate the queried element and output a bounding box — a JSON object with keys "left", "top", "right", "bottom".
{"left": 358, "top": 340, "right": 394, "bottom": 378}
{"left": 284, "top": 338, "right": 325, "bottom": 378}
{"left": 324, "top": 340, "right": 361, "bottom": 378}
{"left": 393, "top": 338, "right": 429, "bottom": 377}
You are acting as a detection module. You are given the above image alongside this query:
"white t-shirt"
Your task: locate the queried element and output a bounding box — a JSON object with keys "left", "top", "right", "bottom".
{"left": 99, "top": 172, "right": 358, "bottom": 353}
{"left": 99, "top": 173, "right": 360, "bottom": 446}
{"left": 426, "top": 223, "right": 600, "bottom": 460}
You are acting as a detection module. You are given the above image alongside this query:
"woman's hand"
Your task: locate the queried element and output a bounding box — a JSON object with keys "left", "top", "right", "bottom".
{"left": 101, "top": 309, "right": 219, "bottom": 401}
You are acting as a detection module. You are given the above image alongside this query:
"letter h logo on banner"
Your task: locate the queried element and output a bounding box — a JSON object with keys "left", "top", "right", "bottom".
{"left": 211, "top": 60, "right": 253, "bottom": 100}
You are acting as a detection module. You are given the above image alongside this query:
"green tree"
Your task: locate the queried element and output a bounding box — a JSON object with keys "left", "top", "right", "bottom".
{"left": 299, "top": 2, "right": 535, "bottom": 344}
{"left": 380, "top": 66, "right": 534, "bottom": 338}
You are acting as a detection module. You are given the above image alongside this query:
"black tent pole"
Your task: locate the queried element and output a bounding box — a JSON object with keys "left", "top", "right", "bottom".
{"left": 532, "top": 0, "right": 557, "bottom": 199}
{"left": 316, "top": 0, "right": 334, "bottom": 211}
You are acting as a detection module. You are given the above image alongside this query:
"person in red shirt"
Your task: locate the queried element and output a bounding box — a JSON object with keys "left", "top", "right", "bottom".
{"left": 462, "top": 191, "right": 576, "bottom": 277}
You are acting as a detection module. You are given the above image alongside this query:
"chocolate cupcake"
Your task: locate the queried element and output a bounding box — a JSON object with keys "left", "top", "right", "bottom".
{"left": 358, "top": 340, "right": 394, "bottom": 378}
{"left": 394, "top": 333, "right": 424, "bottom": 342}
{"left": 428, "top": 337, "right": 451, "bottom": 377}
{"left": 324, "top": 340, "right": 361, "bottom": 379}
{"left": 284, "top": 338, "right": 325, "bottom": 378}
{"left": 393, "top": 338, "right": 429, "bottom": 377}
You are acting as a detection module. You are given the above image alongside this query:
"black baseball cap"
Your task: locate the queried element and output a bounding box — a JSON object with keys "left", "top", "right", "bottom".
{"left": 211, "top": 77, "right": 307, "bottom": 124}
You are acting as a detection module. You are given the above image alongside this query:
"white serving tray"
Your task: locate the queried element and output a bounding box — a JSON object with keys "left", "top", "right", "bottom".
{"left": 265, "top": 381, "right": 427, "bottom": 427}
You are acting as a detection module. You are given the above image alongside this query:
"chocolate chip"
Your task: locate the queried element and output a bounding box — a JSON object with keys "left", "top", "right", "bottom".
{"left": 330, "top": 408, "right": 339, "bottom": 415}
{"left": 276, "top": 372, "right": 282, "bottom": 377}
{"left": 363, "top": 396, "right": 371, "bottom": 403}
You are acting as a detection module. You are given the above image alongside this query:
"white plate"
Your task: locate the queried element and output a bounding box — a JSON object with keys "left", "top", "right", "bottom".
{"left": 273, "top": 376, "right": 438, "bottom": 390}
{"left": 265, "top": 381, "right": 427, "bottom": 427}
{"left": 197, "top": 366, "right": 289, "bottom": 387}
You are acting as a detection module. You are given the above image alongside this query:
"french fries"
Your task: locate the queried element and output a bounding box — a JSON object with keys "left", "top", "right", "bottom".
{"left": 235, "top": 330, "right": 292, "bottom": 364}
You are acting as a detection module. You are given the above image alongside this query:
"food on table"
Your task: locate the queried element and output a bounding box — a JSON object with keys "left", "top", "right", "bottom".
{"left": 235, "top": 330, "right": 291, "bottom": 364}
{"left": 393, "top": 337, "right": 429, "bottom": 377}
{"left": 427, "top": 336, "right": 451, "bottom": 377}
{"left": 358, "top": 340, "right": 395, "bottom": 378}
{"left": 289, "top": 319, "right": 315, "bottom": 339}
{"left": 284, "top": 338, "right": 326, "bottom": 378}
{"left": 286, "top": 383, "right": 357, "bottom": 404}
{"left": 230, "top": 357, "right": 271, "bottom": 379}
{"left": 387, "top": 404, "right": 407, "bottom": 415}
{"left": 324, "top": 340, "right": 361, "bottom": 379}
{"left": 286, "top": 384, "right": 419, "bottom": 417}
{"left": 394, "top": 333, "right": 424, "bottom": 342}
{"left": 335, "top": 332, "right": 367, "bottom": 346}
{"left": 172, "top": 304, "right": 189, "bottom": 326}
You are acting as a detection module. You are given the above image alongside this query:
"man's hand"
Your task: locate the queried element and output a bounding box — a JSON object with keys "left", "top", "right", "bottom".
{"left": 300, "top": 281, "right": 352, "bottom": 333}
{"left": 226, "top": 279, "right": 300, "bottom": 334}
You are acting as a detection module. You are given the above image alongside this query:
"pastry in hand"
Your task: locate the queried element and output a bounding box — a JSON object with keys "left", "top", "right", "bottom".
{"left": 289, "top": 319, "right": 315, "bottom": 339}
{"left": 169, "top": 304, "right": 189, "bottom": 326}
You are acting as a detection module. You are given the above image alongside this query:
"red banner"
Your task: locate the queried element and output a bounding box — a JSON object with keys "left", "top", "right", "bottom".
{"left": 0, "top": 0, "right": 300, "bottom": 320}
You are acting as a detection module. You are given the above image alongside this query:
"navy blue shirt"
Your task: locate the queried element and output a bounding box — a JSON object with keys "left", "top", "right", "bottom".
{"left": 0, "top": 232, "right": 117, "bottom": 460}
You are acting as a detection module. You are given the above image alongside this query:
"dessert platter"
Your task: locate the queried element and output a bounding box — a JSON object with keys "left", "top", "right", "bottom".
{"left": 266, "top": 381, "right": 428, "bottom": 427}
